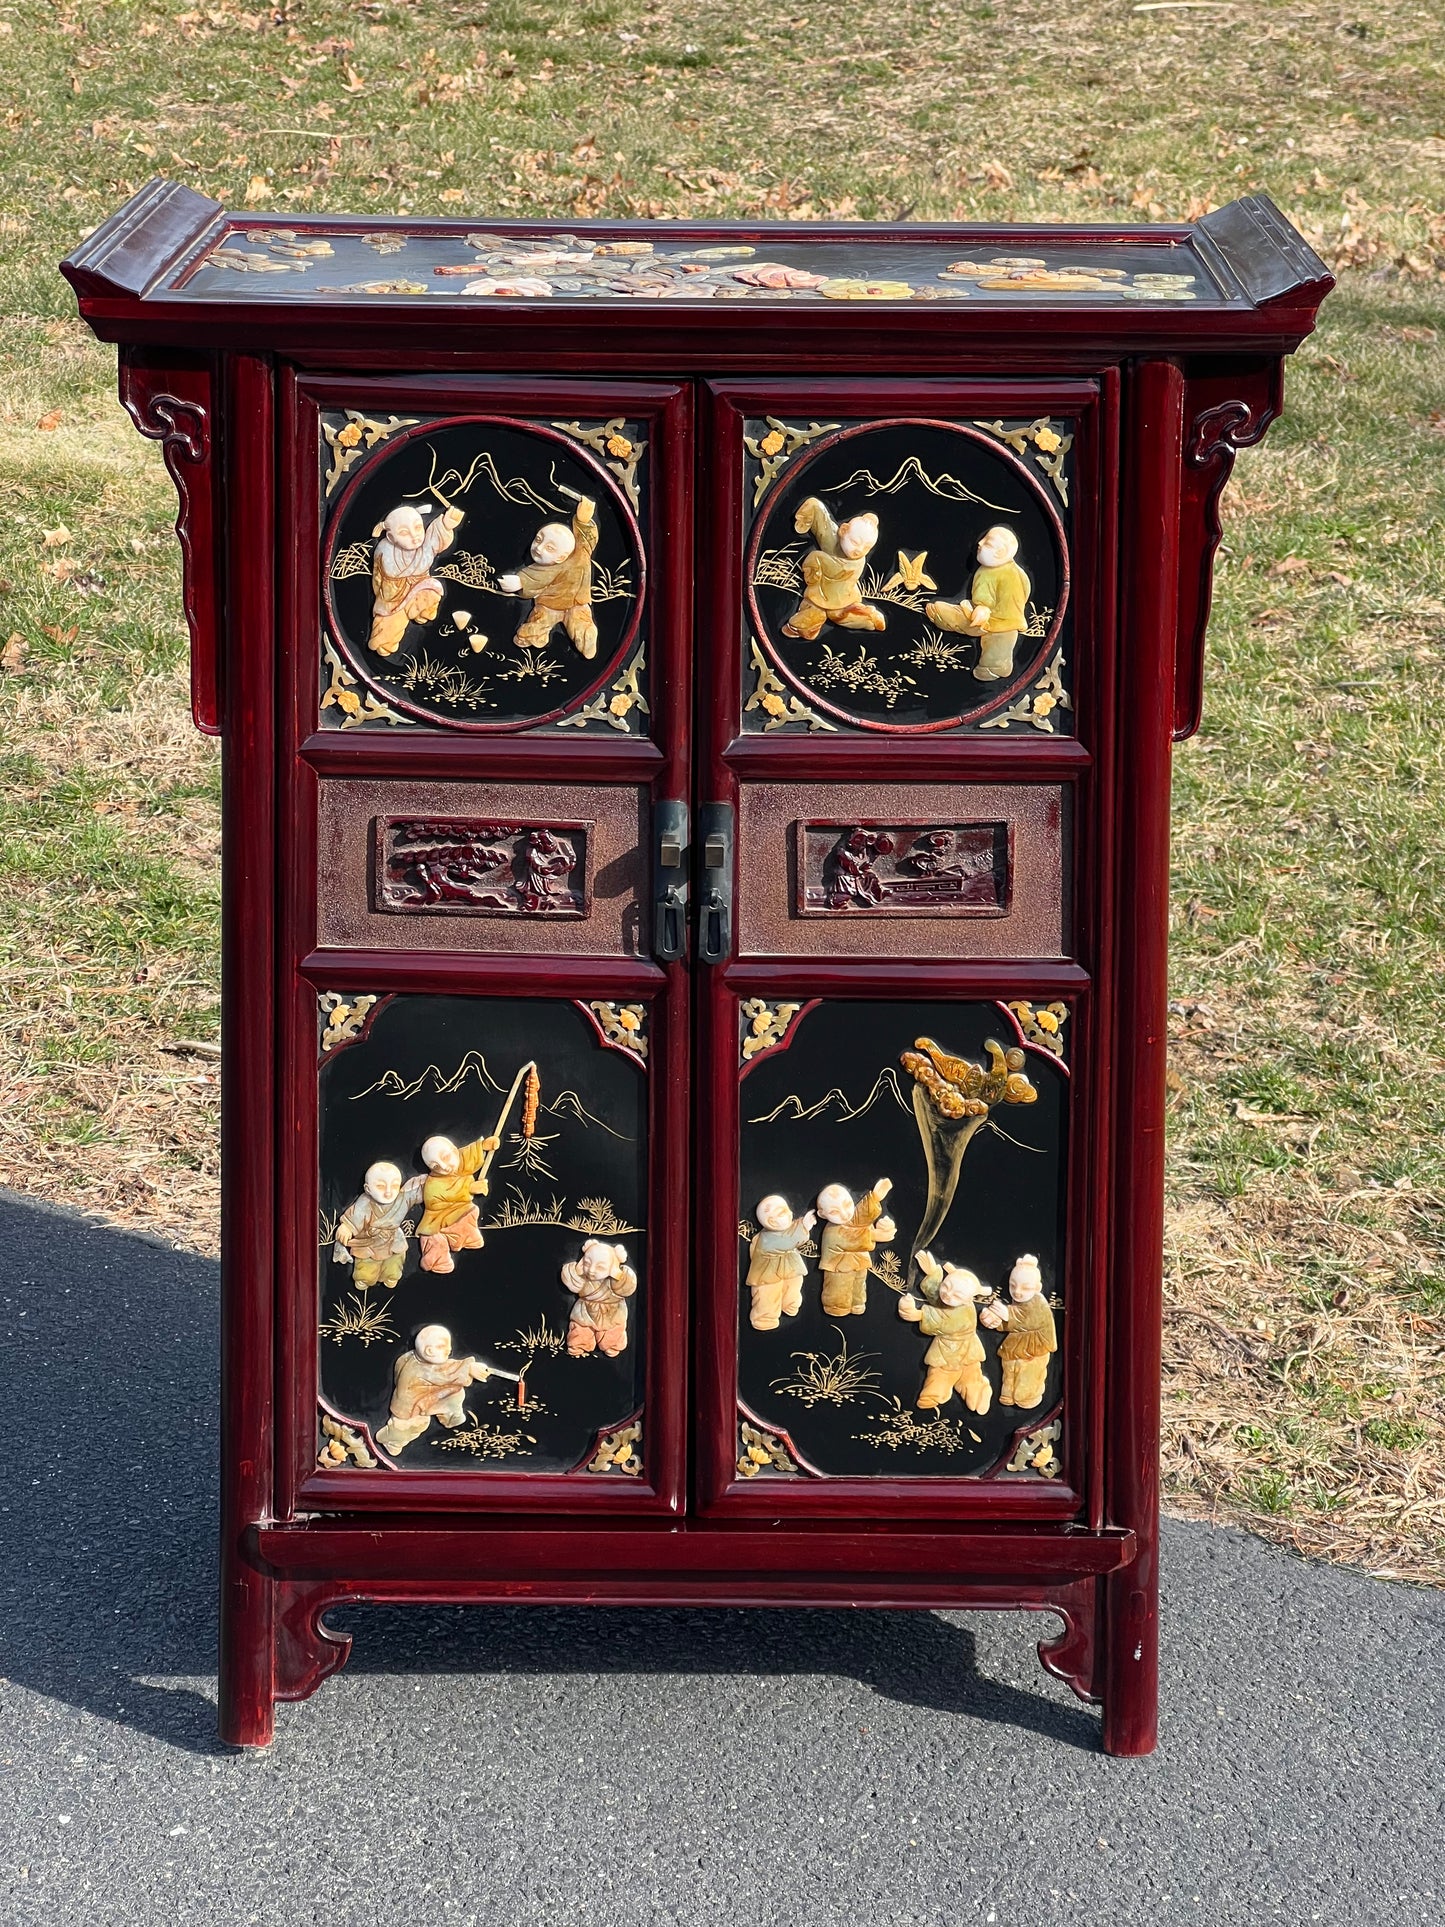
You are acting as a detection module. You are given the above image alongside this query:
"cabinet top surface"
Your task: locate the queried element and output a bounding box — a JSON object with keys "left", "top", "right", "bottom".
{"left": 63, "top": 181, "right": 1332, "bottom": 345}
{"left": 172, "top": 222, "right": 1225, "bottom": 308}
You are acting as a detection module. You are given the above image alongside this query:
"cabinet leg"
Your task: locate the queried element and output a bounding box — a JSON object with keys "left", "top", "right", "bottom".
{"left": 1101, "top": 1565, "right": 1159, "bottom": 1757}
{"left": 219, "top": 1556, "right": 353, "bottom": 1746}
{"left": 219, "top": 1552, "right": 276, "bottom": 1748}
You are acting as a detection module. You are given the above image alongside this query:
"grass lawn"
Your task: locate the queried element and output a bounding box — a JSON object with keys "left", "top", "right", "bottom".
{"left": 1, "top": 0, "right": 1442, "bottom": 1579}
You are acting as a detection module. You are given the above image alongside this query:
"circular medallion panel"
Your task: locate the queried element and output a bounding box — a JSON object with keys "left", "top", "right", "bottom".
{"left": 746, "top": 420, "right": 1068, "bottom": 732}
{"left": 324, "top": 416, "right": 645, "bottom": 730}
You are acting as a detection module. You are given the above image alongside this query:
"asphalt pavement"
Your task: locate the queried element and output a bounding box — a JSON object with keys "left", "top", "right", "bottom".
{"left": 0, "top": 1186, "right": 1440, "bottom": 1926}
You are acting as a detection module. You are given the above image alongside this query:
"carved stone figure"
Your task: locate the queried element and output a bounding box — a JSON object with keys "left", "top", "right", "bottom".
{"left": 367, "top": 502, "right": 465, "bottom": 656}
{"left": 897, "top": 1250, "right": 993, "bottom": 1413}
{"left": 417, "top": 1130, "right": 501, "bottom": 1273}
{"left": 781, "top": 497, "right": 884, "bottom": 642}
{"left": 815, "top": 1178, "right": 895, "bottom": 1317}
{"left": 331, "top": 1159, "right": 425, "bottom": 1290}
{"left": 561, "top": 1238, "right": 638, "bottom": 1356}
{"left": 980, "top": 1253, "right": 1057, "bottom": 1408}
{"left": 375, "top": 1323, "right": 497, "bottom": 1454}
{"left": 499, "top": 495, "right": 600, "bottom": 657}
{"left": 745, "top": 1194, "right": 815, "bottom": 1330}
{"left": 925, "top": 525, "right": 1031, "bottom": 681}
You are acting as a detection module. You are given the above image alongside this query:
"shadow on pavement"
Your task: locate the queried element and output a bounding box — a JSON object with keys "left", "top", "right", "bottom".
{"left": 0, "top": 1188, "right": 1094, "bottom": 1756}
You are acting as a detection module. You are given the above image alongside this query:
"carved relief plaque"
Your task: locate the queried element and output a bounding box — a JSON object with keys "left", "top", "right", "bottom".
{"left": 373, "top": 817, "right": 590, "bottom": 918}
{"left": 321, "top": 414, "right": 647, "bottom": 734}
{"left": 318, "top": 993, "right": 648, "bottom": 1475}
{"left": 795, "top": 820, "right": 1011, "bottom": 918}
{"left": 744, "top": 418, "right": 1071, "bottom": 735}
{"left": 736, "top": 997, "right": 1068, "bottom": 1481}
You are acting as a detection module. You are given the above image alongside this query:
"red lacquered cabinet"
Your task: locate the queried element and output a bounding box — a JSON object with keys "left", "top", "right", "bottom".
{"left": 64, "top": 183, "right": 1330, "bottom": 1752}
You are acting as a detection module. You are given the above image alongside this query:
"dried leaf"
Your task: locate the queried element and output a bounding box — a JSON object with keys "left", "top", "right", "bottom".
{"left": 37, "top": 408, "right": 62, "bottom": 431}
{"left": 1, "top": 633, "right": 29, "bottom": 671}
{"left": 1267, "top": 554, "right": 1308, "bottom": 577}
{"left": 42, "top": 524, "right": 72, "bottom": 547}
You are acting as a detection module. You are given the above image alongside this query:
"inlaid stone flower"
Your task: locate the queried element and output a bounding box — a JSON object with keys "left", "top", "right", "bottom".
{"left": 819, "top": 278, "right": 914, "bottom": 301}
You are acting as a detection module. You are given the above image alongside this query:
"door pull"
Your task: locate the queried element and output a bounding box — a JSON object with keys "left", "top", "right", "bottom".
{"left": 696, "top": 802, "right": 734, "bottom": 965}
{"left": 652, "top": 799, "right": 689, "bottom": 963}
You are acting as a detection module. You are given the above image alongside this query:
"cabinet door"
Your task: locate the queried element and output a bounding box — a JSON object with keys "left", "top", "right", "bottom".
{"left": 695, "top": 378, "right": 1116, "bottom": 1520}
{"left": 276, "top": 373, "right": 691, "bottom": 1515}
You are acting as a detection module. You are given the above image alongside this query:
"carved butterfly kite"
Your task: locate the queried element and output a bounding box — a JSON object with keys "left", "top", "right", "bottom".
{"left": 882, "top": 549, "right": 938, "bottom": 593}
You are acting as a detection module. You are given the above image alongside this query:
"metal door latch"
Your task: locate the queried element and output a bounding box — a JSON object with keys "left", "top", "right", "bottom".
{"left": 652, "top": 799, "right": 689, "bottom": 963}
{"left": 696, "top": 802, "right": 734, "bottom": 965}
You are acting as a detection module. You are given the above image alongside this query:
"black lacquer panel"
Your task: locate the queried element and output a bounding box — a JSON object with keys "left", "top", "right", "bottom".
{"left": 737, "top": 999, "right": 1067, "bottom": 1478}
{"left": 746, "top": 419, "right": 1070, "bottom": 733}
{"left": 323, "top": 415, "right": 645, "bottom": 731}
{"left": 319, "top": 995, "right": 647, "bottom": 1473}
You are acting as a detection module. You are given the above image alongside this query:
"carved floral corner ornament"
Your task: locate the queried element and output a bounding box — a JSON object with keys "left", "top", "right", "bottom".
{"left": 556, "top": 642, "right": 650, "bottom": 734}
{"left": 551, "top": 416, "right": 646, "bottom": 511}
{"left": 1005, "top": 998, "right": 1070, "bottom": 1061}
{"left": 744, "top": 639, "right": 837, "bottom": 734}
{"left": 319, "top": 992, "right": 378, "bottom": 1053}
{"left": 977, "top": 655, "right": 1072, "bottom": 734}
{"left": 320, "top": 409, "right": 419, "bottom": 497}
{"left": 587, "top": 1418, "right": 643, "bottom": 1475}
{"left": 743, "top": 416, "right": 841, "bottom": 507}
{"left": 317, "top": 1411, "right": 380, "bottom": 1470}
{"left": 321, "top": 637, "right": 405, "bottom": 729}
{"left": 740, "top": 999, "right": 804, "bottom": 1064}
{"left": 972, "top": 416, "right": 1073, "bottom": 508}
{"left": 587, "top": 1000, "right": 648, "bottom": 1060}
{"left": 1006, "top": 1418, "right": 1062, "bottom": 1478}
{"left": 737, "top": 1417, "right": 805, "bottom": 1478}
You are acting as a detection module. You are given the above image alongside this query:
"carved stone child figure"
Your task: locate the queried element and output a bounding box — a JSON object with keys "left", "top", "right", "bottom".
{"left": 499, "top": 495, "right": 600, "bottom": 658}
{"left": 782, "top": 499, "right": 885, "bottom": 641}
{"left": 815, "top": 1177, "right": 895, "bottom": 1317}
{"left": 367, "top": 502, "right": 465, "bottom": 657}
{"left": 925, "top": 525, "right": 1031, "bottom": 682}
{"left": 376, "top": 1323, "right": 495, "bottom": 1454}
{"left": 897, "top": 1249, "right": 993, "bottom": 1413}
{"left": 561, "top": 1238, "right": 638, "bottom": 1357}
{"left": 980, "top": 1253, "right": 1057, "bottom": 1408}
{"left": 745, "top": 1194, "right": 816, "bottom": 1331}
{"left": 417, "top": 1130, "right": 501, "bottom": 1274}
{"left": 332, "top": 1158, "right": 425, "bottom": 1290}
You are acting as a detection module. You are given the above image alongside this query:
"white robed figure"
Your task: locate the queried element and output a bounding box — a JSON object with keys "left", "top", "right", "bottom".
{"left": 367, "top": 501, "right": 464, "bottom": 656}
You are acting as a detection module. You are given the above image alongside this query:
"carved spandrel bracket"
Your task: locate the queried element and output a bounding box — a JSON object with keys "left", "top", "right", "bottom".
{"left": 118, "top": 349, "right": 220, "bottom": 735}
{"left": 1176, "top": 359, "right": 1286, "bottom": 742}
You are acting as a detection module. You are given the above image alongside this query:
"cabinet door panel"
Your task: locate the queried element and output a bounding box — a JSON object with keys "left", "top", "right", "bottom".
{"left": 276, "top": 371, "right": 691, "bottom": 1517}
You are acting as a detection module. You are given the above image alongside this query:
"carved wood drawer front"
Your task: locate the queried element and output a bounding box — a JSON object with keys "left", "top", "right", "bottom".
{"left": 316, "top": 779, "right": 649, "bottom": 958}
{"left": 737, "top": 783, "right": 1069, "bottom": 960}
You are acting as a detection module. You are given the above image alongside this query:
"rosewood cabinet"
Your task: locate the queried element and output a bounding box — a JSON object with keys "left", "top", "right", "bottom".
{"left": 64, "top": 183, "right": 1331, "bottom": 1753}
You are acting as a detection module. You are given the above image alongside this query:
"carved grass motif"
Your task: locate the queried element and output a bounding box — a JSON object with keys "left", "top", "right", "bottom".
{"left": 320, "top": 1293, "right": 399, "bottom": 1348}
{"left": 771, "top": 1328, "right": 883, "bottom": 1409}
